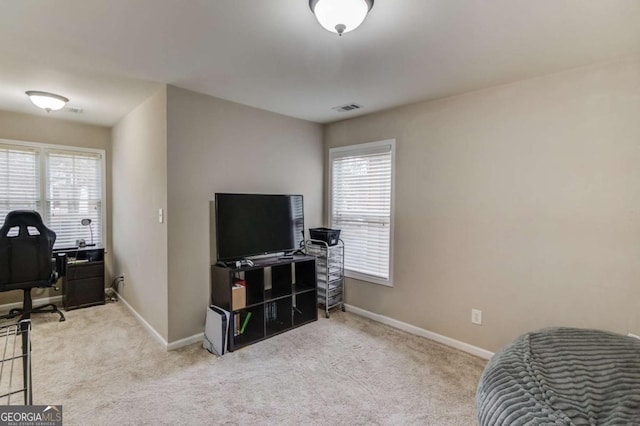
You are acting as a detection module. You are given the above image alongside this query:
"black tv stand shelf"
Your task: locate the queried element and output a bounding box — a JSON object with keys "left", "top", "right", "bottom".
{"left": 211, "top": 254, "right": 318, "bottom": 352}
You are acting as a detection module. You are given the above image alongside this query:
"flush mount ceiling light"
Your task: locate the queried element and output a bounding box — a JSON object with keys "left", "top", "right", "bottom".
{"left": 25, "top": 91, "right": 69, "bottom": 112}
{"left": 309, "top": 0, "right": 374, "bottom": 36}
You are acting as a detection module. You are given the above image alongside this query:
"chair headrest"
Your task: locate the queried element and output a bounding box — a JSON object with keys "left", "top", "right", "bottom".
{"left": 0, "top": 210, "right": 54, "bottom": 240}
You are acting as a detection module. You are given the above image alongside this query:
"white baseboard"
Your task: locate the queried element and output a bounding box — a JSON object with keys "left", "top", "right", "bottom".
{"left": 344, "top": 304, "right": 494, "bottom": 360}
{"left": 167, "top": 332, "right": 204, "bottom": 351}
{"left": 116, "top": 292, "right": 168, "bottom": 349}
{"left": 0, "top": 295, "right": 63, "bottom": 313}
{"left": 115, "top": 291, "right": 203, "bottom": 351}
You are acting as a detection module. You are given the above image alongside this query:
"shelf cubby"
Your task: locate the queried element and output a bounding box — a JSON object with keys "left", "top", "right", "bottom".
{"left": 232, "top": 305, "right": 265, "bottom": 348}
{"left": 294, "top": 259, "right": 316, "bottom": 293}
{"left": 270, "top": 264, "right": 293, "bottom": 299}
{"left": 293, "top": 290, "right": 317, "bottom": 326}
{"left": 265, "top": 298, "right": 293, "bottom": 336}
{"left": 244, "top": 269, "right": 265, "bottom": 305}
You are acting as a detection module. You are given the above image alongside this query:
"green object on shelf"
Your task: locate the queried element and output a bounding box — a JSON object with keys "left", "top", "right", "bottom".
{"left": 240, "top": 312, "right": 252, "bottom": 334}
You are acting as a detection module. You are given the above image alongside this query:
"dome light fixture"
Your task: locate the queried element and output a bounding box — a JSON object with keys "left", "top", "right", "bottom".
{"left": 309, "top": 0, "right": 374, "bottom": 36}
{"left": 25, "top": 91, "right": 69, "bottom": 112}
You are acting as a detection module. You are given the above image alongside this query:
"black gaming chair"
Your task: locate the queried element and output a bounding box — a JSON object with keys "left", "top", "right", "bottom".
{"left": 0, "top": 210, "right": 66, "bottom": 322}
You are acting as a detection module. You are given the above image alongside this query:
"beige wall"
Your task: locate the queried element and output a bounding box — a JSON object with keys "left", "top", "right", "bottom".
{"left": 112, "top": 87, "right": 169, "bottom": 339}
{"left": 0, "top": 110, "right": 112, "bottom": 305}
{"left": 166, "top": 85, "right": 323, "bottom": 342}
{"left": 324, "top": 59, "right": 640, "bottom": 352}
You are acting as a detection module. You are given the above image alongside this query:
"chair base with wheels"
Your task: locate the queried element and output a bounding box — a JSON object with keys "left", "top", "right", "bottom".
{"left": 3, "top": 289, "right": 65, "bottom": 322}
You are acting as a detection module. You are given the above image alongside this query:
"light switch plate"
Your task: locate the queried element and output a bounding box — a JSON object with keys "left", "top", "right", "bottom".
{"left": 471, "top": 309, "right": 482, "bottom": 325}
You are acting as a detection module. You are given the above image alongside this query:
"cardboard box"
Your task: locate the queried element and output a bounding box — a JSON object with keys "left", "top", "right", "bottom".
{"left": 232, "top": 283, "right": 246, "bottom": 311}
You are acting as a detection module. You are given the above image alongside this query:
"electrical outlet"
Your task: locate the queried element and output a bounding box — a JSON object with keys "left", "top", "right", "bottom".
{"left": 115, "top": 274, "right": 125, "bottom": 290}
{"left": 471, "top": 309, "right": 482, "bottom": 325}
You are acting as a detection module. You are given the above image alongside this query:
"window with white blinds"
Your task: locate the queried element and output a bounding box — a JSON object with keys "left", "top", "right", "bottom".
{"left": 290, "top": 195, "right": 305, "bottom": 249}
{"left": 330, "top": 140, "right": 395, "bottom": 286}
{"left": 0, "top": 145, "right": 40, "bottom": 222}
{"left": 0, "top": 140, "right": 104, "bottom": 249}
{"left": 47, "top": 150, "right": 103, "bottom": 248}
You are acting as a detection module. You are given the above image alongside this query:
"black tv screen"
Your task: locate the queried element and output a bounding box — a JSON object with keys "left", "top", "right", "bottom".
{"left": 215, "top": 193, "right": 304, "bottom": 261}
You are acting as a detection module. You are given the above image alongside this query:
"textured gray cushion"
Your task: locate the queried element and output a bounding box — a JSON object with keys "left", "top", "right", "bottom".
{"left": 476, "top": 328, "right": 640, "bottom": 425}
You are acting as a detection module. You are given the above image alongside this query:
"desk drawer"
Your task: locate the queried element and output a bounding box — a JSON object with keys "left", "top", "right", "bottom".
{"left": 67, "top": 262, "right": 104, "bottom": 280}
{"left": 64, "top": 276, "right": 105, "bottom": 310}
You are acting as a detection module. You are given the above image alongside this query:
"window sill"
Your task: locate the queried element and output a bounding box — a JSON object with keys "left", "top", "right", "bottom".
{"left": 345, "top": 270, "right": 393, "bottom": 287}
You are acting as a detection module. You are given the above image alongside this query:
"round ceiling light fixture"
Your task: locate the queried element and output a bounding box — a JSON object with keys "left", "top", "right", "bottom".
{"left": 309, "top": 0, "right": 374, "bottom": 36}
{"left": 25, "top": 91, "right": 69, "bottom": 112}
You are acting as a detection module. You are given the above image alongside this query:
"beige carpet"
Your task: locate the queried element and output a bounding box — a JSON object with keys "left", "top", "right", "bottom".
{"left": 15, "top": 302, "right": 485, "bottom": 425}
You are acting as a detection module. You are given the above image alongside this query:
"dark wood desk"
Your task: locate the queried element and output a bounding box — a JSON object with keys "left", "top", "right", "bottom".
{"left": 54, "top": 246, "right": 105, "bottom": 310}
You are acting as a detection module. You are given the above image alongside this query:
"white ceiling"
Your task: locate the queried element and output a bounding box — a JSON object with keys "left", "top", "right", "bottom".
{"left": 1, "top": 0, "right": 639, "bottom": 126}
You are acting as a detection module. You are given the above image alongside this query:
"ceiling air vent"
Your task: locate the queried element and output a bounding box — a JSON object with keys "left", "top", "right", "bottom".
{"left": 64, "top": 106, "right": 84, "bottom": 114}
{"left": 332, "top": 103, "right": 362, "bottom": 112}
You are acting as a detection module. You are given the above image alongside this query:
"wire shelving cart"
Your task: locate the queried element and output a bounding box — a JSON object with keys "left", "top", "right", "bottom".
{"left": 305, "top": 239, "right": 345, "bottom": 318}
{"left": 0, "top": 319, "right": 32, "bottom": 405}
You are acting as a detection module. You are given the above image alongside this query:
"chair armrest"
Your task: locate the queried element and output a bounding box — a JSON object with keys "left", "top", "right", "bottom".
{"left": 55, "top": 253, "right": 67, "bottom": 278}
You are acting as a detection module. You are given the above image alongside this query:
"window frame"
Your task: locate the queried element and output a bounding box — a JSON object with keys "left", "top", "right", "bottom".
{"left": 0, "top": 142, "right": 41, "bottom": 216}
{"left": 0, "top": 138, "right": 107, "bottom": 251}
{"left": 328, "top": 139, "right": 396, "bottom": 287}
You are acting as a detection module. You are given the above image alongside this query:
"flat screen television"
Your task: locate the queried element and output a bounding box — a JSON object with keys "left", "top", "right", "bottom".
{"left": 215, "top": 193, "right": 304, "bottom": 262}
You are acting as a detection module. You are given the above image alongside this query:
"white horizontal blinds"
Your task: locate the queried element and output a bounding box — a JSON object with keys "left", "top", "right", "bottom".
{"left": 0, "top": 145, "right": 40, "bottom": 227}
{"left": 290, "top": 196, "right": 304, "bottom": 248}
{"left": 331, "top": 144, "right": 392, "bottom": 280}
{"left": 46, "top": 150, "right": 103, "bottom": 248}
